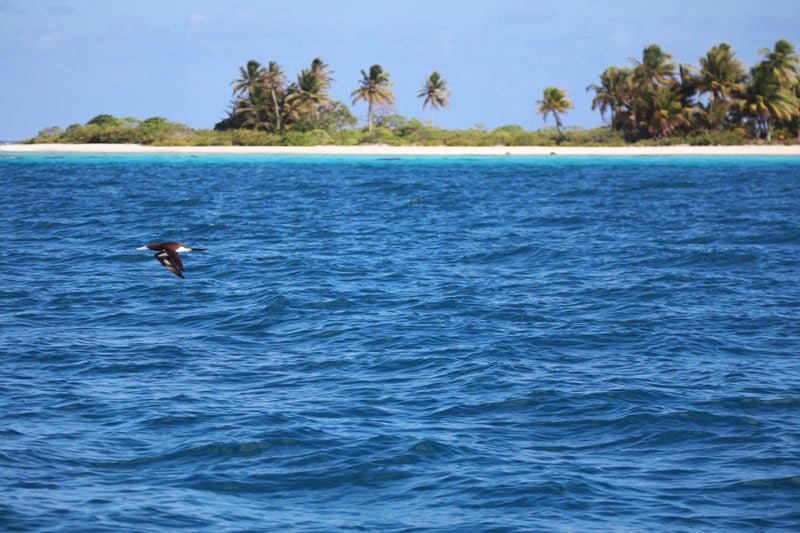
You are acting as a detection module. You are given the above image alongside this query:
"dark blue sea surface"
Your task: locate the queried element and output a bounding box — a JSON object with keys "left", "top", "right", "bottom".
{"left": 2, "top": 153, "right": 800, "bottom": 531}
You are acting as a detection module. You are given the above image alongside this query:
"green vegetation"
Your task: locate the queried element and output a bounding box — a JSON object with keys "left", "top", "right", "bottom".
{"left": 32, "top": 116, "right": 194, "bottom": 144}
{"left": 29, "top": 114, "right": 632, "bottom": 147}
{"left": 28, "top": 39, "right": 800, "bottom": 146}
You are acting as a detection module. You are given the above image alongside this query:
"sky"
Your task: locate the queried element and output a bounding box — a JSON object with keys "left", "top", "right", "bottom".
{"left": 1, "top": 0, "right": 799, "bottom": 140}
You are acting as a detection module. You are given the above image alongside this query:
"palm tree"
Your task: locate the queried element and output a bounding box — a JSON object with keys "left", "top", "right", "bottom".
{"left": 587, "top": 66, "right": 629, "bottom": 127}
{"left": 758, "top": 39, "right": 800, "bottom": 86}
{"left": 230, "top": 60, "right": 269, "bottom": 130}
{"left": 233, "top": 96, "right": 262, "bottom": 130}
{"left": 735, "top": 40, "right": 800, "bottom": 141}
{"left": 701, "top": 100, "right": 735, "bottom": 131}
{"left": 738, "top": 64, "right": 798, "bottom": 141}
{"left": 794, "top": 82, "right": 800, "bottom": 140}
{"left": 632, "top": 44, "right": 676, "bottom": 95}
{"left": 697, "top": 43, "right": 747, "bottom": 130}
{"left": 626, "top": 44, "right": 680, "bottom": 139}
{"left": 232, "top": 60, "right": 264, "bottom": 100}
{"left": 758, "top": 39, "right": 800, "bottom": 140}
{"left": 262, "top": 61, "right": 287, "bottom": 132}
{"left": 418, "top": 71, "right": 451, "bottom": 126}
{"left": 286, "top": 68, "right": 331, "bottom": 126}
{"left": 698, "top": 43, "right": 747, "bottom": 103}
{"left": 351, "top": 64, "right": 395, "bottom": 133}
{"left": 310, "top": 57, "right": 334, "bottom": 92}
{"left": 588, "top": 67, "right": 640, "bottom": 138}
{"left": 536, "top": 86, "right": 573, "bottom": 138}
{"left": 673, "top": 64, "right": 700, "bottom": 132}
{"left": 646, "top": 86, "right": 688, "bottom": 139}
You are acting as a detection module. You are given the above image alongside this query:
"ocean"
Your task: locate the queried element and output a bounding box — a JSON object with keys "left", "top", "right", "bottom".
{"left": 2, "top": 153, "right": 799, "bottom": 531}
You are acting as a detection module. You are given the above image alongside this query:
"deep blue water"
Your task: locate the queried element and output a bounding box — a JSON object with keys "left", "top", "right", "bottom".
{"left": 2, "top": 153, "right": 800, "bottom": 531}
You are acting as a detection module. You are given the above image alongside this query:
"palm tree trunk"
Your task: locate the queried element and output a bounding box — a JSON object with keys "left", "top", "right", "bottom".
{"left": 429, "top": 108, "right": 434, "bottom": 127}
{"left": 555, "top": 115, "right": 563, "bottom": 139}
{"left": 765, "top": 118, "right": 772, "bottom": 142}
{"left": 271, "top": 88, "right": 281, "bottom": 132}
{"left": 367, "top": 101, "right": 373, "bottom": 133}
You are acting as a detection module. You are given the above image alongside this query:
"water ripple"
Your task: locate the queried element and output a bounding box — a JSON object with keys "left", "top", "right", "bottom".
{"left": 2, "top": 154, "right": 800, "bottom": 531}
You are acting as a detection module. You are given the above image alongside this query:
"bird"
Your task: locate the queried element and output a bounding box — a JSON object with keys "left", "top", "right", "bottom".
{"left": 137, "top": 242, "right": 206, "bottom": 279}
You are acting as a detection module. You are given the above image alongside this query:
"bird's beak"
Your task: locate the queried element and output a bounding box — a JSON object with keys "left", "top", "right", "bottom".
{"left": 136, "top": 246, "right": 148, "bottom": 250}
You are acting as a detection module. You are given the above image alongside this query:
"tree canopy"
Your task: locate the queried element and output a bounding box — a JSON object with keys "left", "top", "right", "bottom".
{"left": 587, "top": 39, "right": 800, "bottom": 141}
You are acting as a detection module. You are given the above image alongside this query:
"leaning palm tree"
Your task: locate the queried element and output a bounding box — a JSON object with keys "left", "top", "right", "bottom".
{"left": 418, "top": 71, "right": 451, "bottom": 126}
{"left": 536, "top": 86, "right": 573, "bottom": 139}
{"left": 351, "top": 64, "right": 395, "bottom": 133}
{"left": 262, "top": 61, "right": 287, "bottom": 132}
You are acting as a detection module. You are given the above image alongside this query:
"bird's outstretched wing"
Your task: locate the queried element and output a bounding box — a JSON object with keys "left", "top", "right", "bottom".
{"left": 164, "top": 247, "right": 185, "bottom": 271}
{"left": 155, "top": 251, "right": 185, "bottom": 279}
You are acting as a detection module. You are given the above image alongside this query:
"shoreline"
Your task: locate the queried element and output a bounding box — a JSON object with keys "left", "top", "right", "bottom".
{"left": 2, "top": 143, "right": 800, "bottom": 156}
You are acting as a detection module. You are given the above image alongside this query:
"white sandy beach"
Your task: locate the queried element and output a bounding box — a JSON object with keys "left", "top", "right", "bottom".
{"left": 2, "top": 143, "right": 800, "bottom": 156}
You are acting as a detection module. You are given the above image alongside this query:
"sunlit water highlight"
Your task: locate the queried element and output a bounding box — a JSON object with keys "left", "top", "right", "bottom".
{"left": 2, "top": 154, "right": 799, "bottom": 531}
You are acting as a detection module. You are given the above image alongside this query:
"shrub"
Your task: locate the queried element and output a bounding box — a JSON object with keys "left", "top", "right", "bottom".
{"left": 493, "top": 124, "right": 525, "bottom": 134}
{"left": 36, "top": 126, "right": 63, "bottom": 140}
{"left": 329, "top": 130, "right": 363, "bottom": 146}
{"left": 27, "top": 114, "right": 773, "bottom": 147}
{"left": 230, "top": 129, "right": 280, "bottom": 146}
{"left": 86, "top": 114, "right": 122, "bottom": 127}
{"left": 358, "top": 127, "right": 402, "bottom": 145}
{"left": 688, "top": 129, "right": 750, "bottom": 146}
{"left": 281, "top": 130, "right": 333, "bottom": 146}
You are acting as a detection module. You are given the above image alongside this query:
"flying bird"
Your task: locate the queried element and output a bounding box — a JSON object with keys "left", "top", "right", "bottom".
{"left": 137, "top": 242, "right": 206, "bottom": 279}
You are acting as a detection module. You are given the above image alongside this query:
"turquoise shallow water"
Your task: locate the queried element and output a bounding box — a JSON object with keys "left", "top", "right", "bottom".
{"left": 1, "top": 153, "right": 800, "bottom": 531}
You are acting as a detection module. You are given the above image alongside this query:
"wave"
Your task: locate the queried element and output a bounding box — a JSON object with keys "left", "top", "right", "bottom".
{"left": 3, "top": 155, "right": 799, "bottom": 531}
